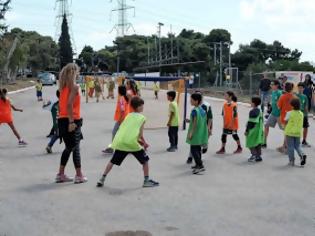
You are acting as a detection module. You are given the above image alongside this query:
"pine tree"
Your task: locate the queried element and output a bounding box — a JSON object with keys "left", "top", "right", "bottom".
{"left": 58, "top": 14, "right": 73, "bottom": 69}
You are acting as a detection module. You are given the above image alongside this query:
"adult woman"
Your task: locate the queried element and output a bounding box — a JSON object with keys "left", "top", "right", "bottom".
{"left": 56, "top": 63, "right": 87, "bottom": 184}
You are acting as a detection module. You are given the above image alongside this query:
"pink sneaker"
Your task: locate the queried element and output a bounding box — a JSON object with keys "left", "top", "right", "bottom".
{"left": 55, "top": 174, "right": 73, "bottom": 183}
{"left": 74, "top": 175, "right": 88, "bottom": 184}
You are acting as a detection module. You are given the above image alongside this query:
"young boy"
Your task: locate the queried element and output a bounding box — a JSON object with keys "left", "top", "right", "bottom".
{"left": 97, "top": 96, "right": 159, "bottom": 188}
{"left": 277, "top": 82, "right": 295, "bottom": 153}
{"left": 245, "top": 97, "right": 264, "bottom": 163}
{"left": 284, "top": 98, "right": 307, "bottom": 166}
{"left": 263, "top": 80, "right": 282, "bottom": 148}
{"left": 166, "top": 91, "right": 180, "bottom": 152}
{"left": 296, "top": 82, "right": 311, "bottom": 147}
{"left": 153, "top": 82, "right": 160, "bottom": 99}
{"left": 46, "top": 90, "right": 60, "bottom": 154}
{"left": 107, "top": 77, "right": 115, "bottom": 99}
{"left": 80, "top": 82, "right": 86, "bottom": 96}
{"left": 186, "top": 93, "right": 208, "bottom": 174}
{"left": 36, "top": 79, "right": 43, "bottom": 101}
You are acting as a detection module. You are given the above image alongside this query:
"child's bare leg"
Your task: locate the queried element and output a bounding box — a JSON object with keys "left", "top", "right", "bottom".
{"left": 8, "top": 122, "right": 21, "bottom": 140}
{"left": 143, "top": 162, "right": 149, "bottom": 177}
{"left": 103, "top": 162, "right": 114, "bottom": 176}
{"left": 303, "top": 128, "right": 308, "bottom": 142}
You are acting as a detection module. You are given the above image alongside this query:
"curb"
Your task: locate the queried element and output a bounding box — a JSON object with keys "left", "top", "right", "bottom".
{"left": 8, "top": 85, "right": 35, "bottom": 95}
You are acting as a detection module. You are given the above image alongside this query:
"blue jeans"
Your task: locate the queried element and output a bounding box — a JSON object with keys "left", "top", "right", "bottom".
{"left": 286, "top": 136, "right": 304, "bottom": 162}
{"left": 48, "top": 133, "right": 59, "bottom": 147}
{"left": 260, "top": 91, "right": 270, "bottom": 112}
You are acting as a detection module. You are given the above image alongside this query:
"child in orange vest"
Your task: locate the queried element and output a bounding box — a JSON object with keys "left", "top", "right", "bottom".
{"left": 216, "top": 91, "right": 242, "bottom": 154}
{"left": 0, "top": 88, "right": 27, "bottom": 145}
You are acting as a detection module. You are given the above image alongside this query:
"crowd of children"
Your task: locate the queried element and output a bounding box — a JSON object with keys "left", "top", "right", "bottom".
{"left": 1, "top": 64, "right": 313, "bottom": 188}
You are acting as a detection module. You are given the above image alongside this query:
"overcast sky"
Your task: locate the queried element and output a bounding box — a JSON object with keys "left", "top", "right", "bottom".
{"left": 6, "top": 0, "right": 315, "bottom": 62}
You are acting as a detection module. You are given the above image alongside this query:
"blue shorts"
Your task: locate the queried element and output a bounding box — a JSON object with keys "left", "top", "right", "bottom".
{"left": 37, "top": 91, "right": 42, "bottom": 97}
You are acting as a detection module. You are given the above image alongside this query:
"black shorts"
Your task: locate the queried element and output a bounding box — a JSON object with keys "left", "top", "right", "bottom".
{"left": 111, "top": 149, "right": 149, "bottom": 166}
{"left": 303, "top": 116, "right": 309, "bottom": 128}
{"left": 223, "top": 129, "right": 238, "bottom": 135}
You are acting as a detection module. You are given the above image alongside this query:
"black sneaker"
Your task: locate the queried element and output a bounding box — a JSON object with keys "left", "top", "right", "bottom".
{"left": 255, "top": 156, "right": 263, "bottom": 162}
{"left": 301, "top": 155, "right": 307, "bottom": 166}
{"left": 186, "top": 157, "right": 193, "bottom": 164}
{"left": 166, "top": 147, "right": 176, "bottom": 152}
{"left": 143, "top": 179, "right": 159, "bottom": 188}
{"left": 261, "top": 144, "right": 267, "bottom": 149}
{"left": 192, "top": 166, "right": 205, "bottom": 174}
{"left": 248, "top": 156, "right": 256, "bottom": 163}
{"left": 202, "top": 147, "right": 208, "bottom": 154}
{"left": 191, "top": 165, "right": 198, "bottom": 169}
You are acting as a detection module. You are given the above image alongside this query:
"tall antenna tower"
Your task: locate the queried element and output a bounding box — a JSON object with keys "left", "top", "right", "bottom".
{"left": 55, "top": 0, "right": 77, "bottom": 54}
{"left": 110, "top": 0, "right": 136, "bottom": 37}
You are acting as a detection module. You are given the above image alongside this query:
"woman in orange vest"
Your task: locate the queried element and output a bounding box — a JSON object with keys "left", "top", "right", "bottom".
{"left": 216, "top": 91, "right": 243, "bottom": 154}
{"left": 0, "top": 88, "right": 27, "bottom": 145}
{"left": 56, "top": 63, "right": 87, "bottom": 184}
{"left": 126, "top": 79, "right": 139, "bottom": 114}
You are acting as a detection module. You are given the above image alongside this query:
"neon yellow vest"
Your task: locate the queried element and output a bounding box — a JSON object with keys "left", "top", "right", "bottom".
{"left": 284, "top": 110, "right": 303, "bottom": 137}
{"left": 111, "top": 113, "right": 146, "bottom": 152}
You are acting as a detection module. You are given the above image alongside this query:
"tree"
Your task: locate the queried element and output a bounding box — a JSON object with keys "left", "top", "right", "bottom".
{"left": 58, "top": 15, "right": 73, "bottom": 69}
{"left": 79, "top": 45, "right": 94, "bottom": 70}
{"left": 0, "top": 0, "right": 10, "bottom": 35}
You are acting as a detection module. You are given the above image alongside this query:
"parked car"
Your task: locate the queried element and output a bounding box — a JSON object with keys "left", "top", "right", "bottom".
{"left": 39, "top": 72, "right": 55, "bottom": 86}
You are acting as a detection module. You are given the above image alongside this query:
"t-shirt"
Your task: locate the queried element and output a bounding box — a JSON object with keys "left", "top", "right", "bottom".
{"left": 278, "top": 93, "right": 294, "bottom": 125}
{"left": 271, "top": 90, "right": 282, "bottom": 117}
{"left": 169, "top": 101, "right": 179, "bottom": 127}
{"left": 259, "top": 79, "right": 271, "bottom": 92}
{"left": 36, "top": 83, "right": 43, "bottom": 91}
{"left": 296, "top": 93, "right": 308, "bottom": 115}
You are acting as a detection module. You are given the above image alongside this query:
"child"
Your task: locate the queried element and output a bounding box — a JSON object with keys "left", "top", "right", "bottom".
{"left": 284, "top": 98, "right": 307, "bottom": 166}
{"left": 97, "top": 96, "right": 159, "bottom": 188}
{"left": 0, "top": 88, "right": 27, "bottom": 145}
{"left": 94, "top": 77, "right": 102, "bottom": 103}
{"left": 216, "top": 91, "right": 242, "bottom": 154}
{"left": 36, "top": 79, "right": 43, "bottom": 101}
{"left": 80, "top": 82, "right": 86, "bottom": 96}
{"left": 107, "top": 77, "right": 115, "bottom": 99}
{"left": 277, "top": 82, "right": 295, "bottom": 153}
{"left": 46, "top": 90, "right": 60, "bottom": 153}
{"left": 88, "top": 78, "right": 95, "bottom": 98}
{"left": 102, "top": 85, "right": 129, "bottom": 154}
{"left": 296, "top": 82, "right": 310, "bottom": 147}
{"left": 263, "top": 80, "right": 282, "bottom": 148}
{"left": 136, "top": 81, "right": 142, "bottom": 97}
{"left": 186, "top": 93, "right": 208, "bottom": 174}
{"left": 245, "top": 97, "right": 264, "bottom": 162}
{"left": 166, "top": 91, "right": 180, "bottom": 152}
{"left": 153, "top": 82, "right": 160, "bottom": 99}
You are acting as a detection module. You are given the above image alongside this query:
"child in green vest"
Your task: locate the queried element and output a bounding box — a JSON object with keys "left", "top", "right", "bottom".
{"left": 97, "top": 96, "right": 159, "bottom": 188}
{"left": 167, "top": 91, "right": 180, "bottom": 152}
{"left": 153, "top": 82, "right": 160, "bottom": 99}
{"left": 186, "top": 93, "right": 208, "bottom": 174}
{"left": 245, "top": 96, "right": 264, "bottom": 163}
{"left": 296, "top": 82, "right": 311, "bottom": 147}
{"left": 284, "top": 98, "right": 307, "bottom": 166}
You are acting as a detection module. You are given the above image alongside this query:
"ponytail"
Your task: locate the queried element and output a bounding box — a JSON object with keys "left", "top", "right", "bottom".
{"left": 226, "top": 91, "right": 237, "bottom": 102}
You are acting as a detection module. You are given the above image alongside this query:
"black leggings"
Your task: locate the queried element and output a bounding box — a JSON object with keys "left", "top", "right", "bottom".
{"left": 221, "top": 133, "right": 240, "bottom": 143}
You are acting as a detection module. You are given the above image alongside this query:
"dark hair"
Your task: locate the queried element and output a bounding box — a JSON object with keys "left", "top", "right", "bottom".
{"left": 290, "top": 98, "right": 300, "bottom": 110}
{"left": 128, "top": 79, "right": 138, "bottom": 96}
{"left": 0, "top": 88, "right": 7, "bottom": 102}
{"left": 130, "top": 96, "right": 144, "bottom": 110}
{"left": 118, "top": 85, "right": 128, "bottom": 102}
{"left": 284, "top": 82, "right": 294, "bottom": 92}
{"left": 56, "top": 90, "right": 60, "bottom": 98}
{"left": 251, "top": 96, "right": 261, "bottom": 106}
{"left": 191, "top": 93, "right": 202, "bottom": 105}
{"left": 226, "top": 91, "right": 237, "bottom": 102}
{"left": 167, "top": 91, "right": 176, "bottom": 100}
{"left": 272, "top": 80, "right": 280, "bottom": 87}
{"left": 297, "top": 82, "right": 305, "bottom": 88}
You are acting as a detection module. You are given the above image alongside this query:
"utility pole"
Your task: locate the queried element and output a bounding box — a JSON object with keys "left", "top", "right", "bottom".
{"left": 55, "top": 0, "right": 76, "bottom": 54}
{"left": 110, "top": 0, "right": 136, "bottom": 37}
{"left": 147, "top": 37, "right": 150, "bottom": 65}
{"left": 154, "top": 36, "right": 158, "bottom": 64}
{"left": 170, "top": 25, "right": 174, "bottom": 62}
{"left": 157, "top": 22, "right": 164, "bottom": 66}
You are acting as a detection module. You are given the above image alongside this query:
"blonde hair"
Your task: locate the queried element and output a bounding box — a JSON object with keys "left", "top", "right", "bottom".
{"left": 59, "top": 63, "right": 80, "bottom": 90}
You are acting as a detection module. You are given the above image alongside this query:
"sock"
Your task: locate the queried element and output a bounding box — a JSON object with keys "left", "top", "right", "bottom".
{"left": 100, "top": 175, "right": 106, "bottom": 182}
{"left": 144, "top": 176, "right": 149, "bottom": 181}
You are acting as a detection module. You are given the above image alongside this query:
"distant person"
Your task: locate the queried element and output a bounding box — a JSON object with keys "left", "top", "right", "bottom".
{"left": 166, "top": 91, "right": 180, "bottom": 152}
{"left": 97, "top": 97, "right": 159, "bottom": 188}
{"left": 56, "top": 63, "right": 87, "bottom": 184}
{"left": 296, "top": 82, "right": 311, "bottom": 147}
{"left": 303, "top": 75, "right": 313, "bottom": 113}
{"left": 80, "top": 81, "right": 86, "bottom": 96}
{"left": 36, "top": 79, "right": 43, "bottom": 101}
{"left": 216, "top": 91, "right": 242, "bottom": 155}
{"left": 107, "top": 77, "right": 115, "bottom": 99}
{"left": 46, "top": 90, "right": 60, "bottom": 154}
{"left": 277, "top": 82, "right": 295, "bottom": 154}
{"left": 259, "top": 76, "right": 271, "bottom": 113}
{"left": 126, "top": 79, "right": 138, "bottom": 114}
{"left": 88, "top": 78, "right": 95, "bottom": 98}
{"left": 136, "top": 81, "right": 142, "bottom": 97}
{"left": 94, "top": 77, "right": 102, "bottom": 103}
{"left": 153, "top": 81, "right": 160, "bottom": 99}
{"left": 284, "top": 98, "right": 307, "bottom": 166}
{"left": 263, "top": 80, "right": 282, "bottom": 148}
{"left": 0, "top": 88, "right": 27, "bottom": 145}
{"left": 245, "top": 96, "right": 264, "bottom": 163}
{"left": 186, "top": 93, "right": 208, "bottom": 174}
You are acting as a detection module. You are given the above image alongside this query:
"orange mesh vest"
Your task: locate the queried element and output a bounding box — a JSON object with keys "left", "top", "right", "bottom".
{"left": 59, "top": 87, "right": 81, "bottom": 120}
{"left": 0, "top": 99, "right": 13, "bottom": 124}
{"left": 223, "top": 102, "right": 239, "bottom": 131}
{"left": 114, "top": 96, "right": 128, "bottom": 122}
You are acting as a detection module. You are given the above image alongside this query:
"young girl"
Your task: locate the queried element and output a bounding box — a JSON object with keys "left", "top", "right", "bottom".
{"left": 0, "top": 88, "right": 27, "bottom": 145}
{"left": 94, "top": 77, "right": 102, "bottom": 103}
{"left": 126, "top": 79, "right": 138, "bottom": 114}
{"left": 216, "top": 91, "right": 242, "bottom": 154}
{"left": 102, "top": 85, "right": 129, "bottom": 154}
{"left": 153, "top": 82, "right": 160, "bottom": 99}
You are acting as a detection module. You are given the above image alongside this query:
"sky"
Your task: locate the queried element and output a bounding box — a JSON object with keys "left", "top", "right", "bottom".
{"left": 5, "top": 0, "right": 315, "bottom": 62}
